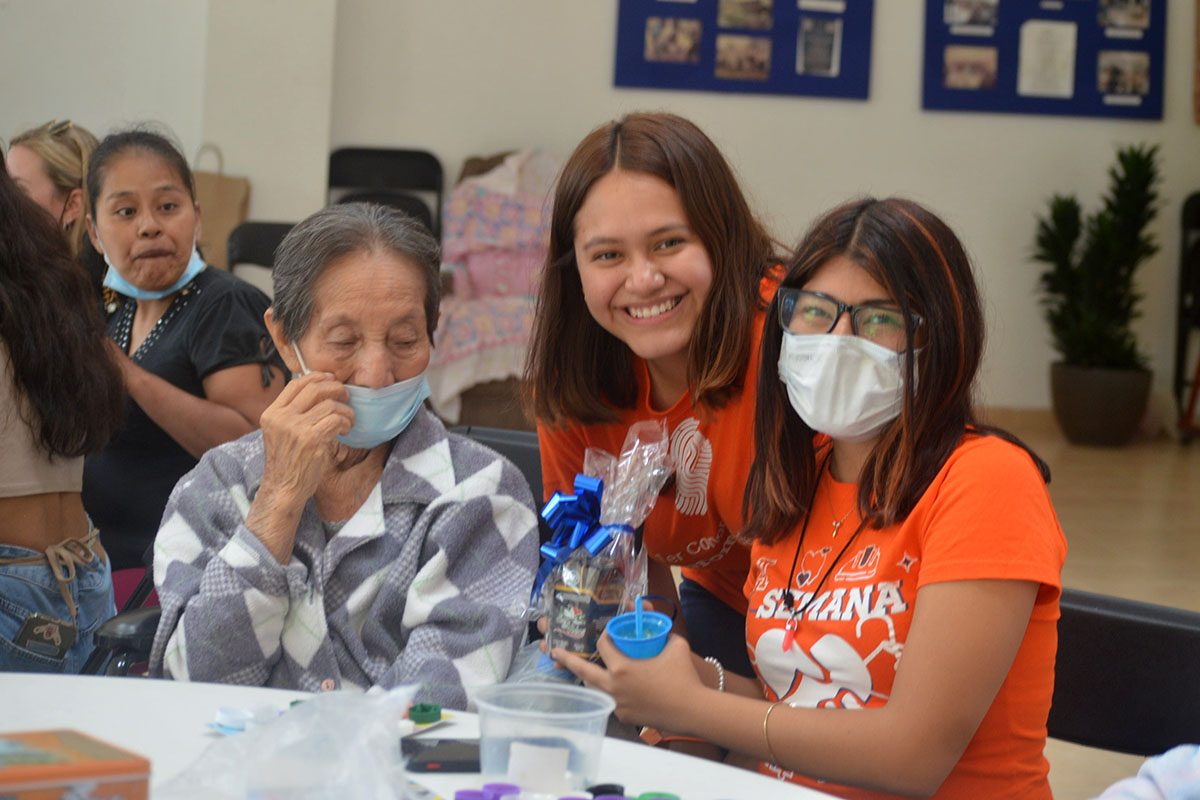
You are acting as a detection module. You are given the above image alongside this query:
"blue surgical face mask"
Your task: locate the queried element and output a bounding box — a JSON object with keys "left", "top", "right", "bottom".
{"left": 292, "top": 343, "right": 430, "bottom": 450}
{"left": 97, "top": 232, "right": 206, "bottom": 300}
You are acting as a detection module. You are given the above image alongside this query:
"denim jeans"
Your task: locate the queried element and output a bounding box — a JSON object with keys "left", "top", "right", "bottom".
{"left": 0, "top": 542, "right": 116, "bottom": 673}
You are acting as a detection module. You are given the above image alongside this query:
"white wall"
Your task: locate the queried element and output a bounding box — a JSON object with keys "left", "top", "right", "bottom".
{"left": 0, "top": 0, "right": 334, "bottom": 224}
{"left": 331, "top": 0, "right": 1200, "bottom": 409}
{"left": 4, "top": 1, "right": 1197, "bottom": 409}
{"left": 202, "top": 0, "right": 336, "bottom": 221}
{"left": 0, "top": 0, "right": 208, "bottom": 163}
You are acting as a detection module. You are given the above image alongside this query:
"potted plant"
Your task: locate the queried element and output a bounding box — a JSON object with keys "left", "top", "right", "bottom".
{"left": 1032, "top": 143, "right": 1161, "bottom": 446}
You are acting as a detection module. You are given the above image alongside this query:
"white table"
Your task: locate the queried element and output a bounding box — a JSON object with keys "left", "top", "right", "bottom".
{"left": 0, "top": 674, "right": 828, "bottom": 799}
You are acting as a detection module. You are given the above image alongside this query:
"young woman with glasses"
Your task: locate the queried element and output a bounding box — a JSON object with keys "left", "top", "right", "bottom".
{"left": 557, "top": 197, "right": 1067, "bottom": 799}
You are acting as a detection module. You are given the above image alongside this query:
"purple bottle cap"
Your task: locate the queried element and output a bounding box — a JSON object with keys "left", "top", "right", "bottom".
{"left": 482, "top": 784, "right": 521, "bottom": 800}
{"left": 454, "top": 792, "right": 489, "bottom": 800}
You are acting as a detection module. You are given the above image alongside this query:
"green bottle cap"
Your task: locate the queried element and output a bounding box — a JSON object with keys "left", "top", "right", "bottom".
{"left": 408, "top": 702, "right": 441, "bottom": 723}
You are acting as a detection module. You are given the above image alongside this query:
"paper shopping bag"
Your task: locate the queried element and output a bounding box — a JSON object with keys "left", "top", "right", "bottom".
{"left": 193, "top": 144, "right": 250, "bottom": 270}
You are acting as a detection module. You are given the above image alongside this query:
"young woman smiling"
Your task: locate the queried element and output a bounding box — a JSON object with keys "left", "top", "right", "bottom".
{"left": 525, "top": 112, "right": 786, "bottom": 678}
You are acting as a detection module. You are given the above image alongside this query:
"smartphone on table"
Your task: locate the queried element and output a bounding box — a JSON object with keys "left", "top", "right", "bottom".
{"left": 402, "top": 737, "right": 482, "bottom": 773}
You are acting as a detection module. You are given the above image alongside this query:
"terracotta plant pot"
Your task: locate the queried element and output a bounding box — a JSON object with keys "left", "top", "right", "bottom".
{"left": 1049, "top": 362, "right": 1152, "bottom": 446}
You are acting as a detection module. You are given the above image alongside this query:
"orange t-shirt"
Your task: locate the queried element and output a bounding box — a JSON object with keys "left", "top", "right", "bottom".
{"left": 743, "top": 435, "right": 1066, "bottom": 799}
{"left": 538, "top": 276, "right": 778, "bottom": 612}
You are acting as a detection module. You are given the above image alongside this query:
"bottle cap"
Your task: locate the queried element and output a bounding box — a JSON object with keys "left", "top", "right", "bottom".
{"left": 408, "top": 702, "right": 442, "bottom": 723}
{"left": 482, "top": 783, "right": 521, "bottom": 799}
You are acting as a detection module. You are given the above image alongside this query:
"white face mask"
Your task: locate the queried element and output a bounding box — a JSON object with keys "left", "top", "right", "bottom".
{"left": 778, "top": 332, "right": 915, "bottom": 443}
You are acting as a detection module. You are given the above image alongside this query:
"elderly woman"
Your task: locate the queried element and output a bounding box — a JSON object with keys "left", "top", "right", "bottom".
{"left": 148, "top": 204, "right": 539, "bottom": 706}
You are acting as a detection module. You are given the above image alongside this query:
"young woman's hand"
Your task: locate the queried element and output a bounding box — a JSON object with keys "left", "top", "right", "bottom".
{"left": 553, "top": 633, "right": 704, "bottom": 729}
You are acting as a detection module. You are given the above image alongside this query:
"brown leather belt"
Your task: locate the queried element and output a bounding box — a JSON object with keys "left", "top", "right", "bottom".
{"left": 0, "top": 529, "right": 107, "bottom": 620}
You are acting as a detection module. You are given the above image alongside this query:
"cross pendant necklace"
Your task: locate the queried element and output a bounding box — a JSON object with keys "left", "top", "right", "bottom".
{"left": 827, "top": 477, "right": 855, "bottom": 538}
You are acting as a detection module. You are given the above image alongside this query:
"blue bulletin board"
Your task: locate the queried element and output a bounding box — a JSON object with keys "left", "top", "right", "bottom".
{"left": 923, "top": 0, "right": 1166, "bottom": 120}
{"left": 614, "top": 0, "right": 874, "bottom": 100}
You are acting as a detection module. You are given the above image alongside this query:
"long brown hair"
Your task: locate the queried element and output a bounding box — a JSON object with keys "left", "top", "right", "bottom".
{"left": 524, "top": 112, "right": 782, "bottom": 426}
{"left": 744, "top": 197, "right": 1048, "bottom": 543}
{"left": 0, "top": 155, "right": 123, "bottom": 458}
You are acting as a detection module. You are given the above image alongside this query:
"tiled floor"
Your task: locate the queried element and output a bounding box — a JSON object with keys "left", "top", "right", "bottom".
{"left": 984, "top": 408, "right": 1200, "bottom": 798}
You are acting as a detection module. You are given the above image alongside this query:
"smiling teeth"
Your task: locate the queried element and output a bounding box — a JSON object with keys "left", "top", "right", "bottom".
{"left": 628, "top": 298, "right": 679, "bottom": 319}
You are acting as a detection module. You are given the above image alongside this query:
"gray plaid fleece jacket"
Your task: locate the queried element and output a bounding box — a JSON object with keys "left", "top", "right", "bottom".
{"left": 147, "top": 409, "right": 538, "bottom": 708}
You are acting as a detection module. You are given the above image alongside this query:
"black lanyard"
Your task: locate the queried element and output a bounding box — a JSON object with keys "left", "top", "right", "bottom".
{"left": 779, "top": 451, "right": 869, "bottom": 644}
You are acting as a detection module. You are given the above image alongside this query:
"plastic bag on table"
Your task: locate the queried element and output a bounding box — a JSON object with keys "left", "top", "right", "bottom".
{"left": 504, "top": 637, "right": 580, "bottom": 685}
{"left": 155, "top": 684, "right": 417, "bottom": 800}
{"left": 533, "top": 420, "right": 673, "bottom": 660}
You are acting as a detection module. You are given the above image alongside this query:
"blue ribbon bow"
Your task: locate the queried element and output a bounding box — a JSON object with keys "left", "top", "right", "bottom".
{"left": 529, "top": 474, "right": 635, "bottom": 608}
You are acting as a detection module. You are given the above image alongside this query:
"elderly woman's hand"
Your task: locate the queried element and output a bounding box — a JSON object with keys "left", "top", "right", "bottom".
{"left": 245, "top": 372, "right": 353, "bottom": 562}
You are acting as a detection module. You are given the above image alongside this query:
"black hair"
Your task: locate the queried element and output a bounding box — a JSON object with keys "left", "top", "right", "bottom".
{"left": 86, "top": 128, "right": 196, "bottom": 215}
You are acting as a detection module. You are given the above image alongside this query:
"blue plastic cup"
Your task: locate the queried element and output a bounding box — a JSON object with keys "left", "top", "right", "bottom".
{"left": 605, "top": 610, "right": 672, "bottom": 658}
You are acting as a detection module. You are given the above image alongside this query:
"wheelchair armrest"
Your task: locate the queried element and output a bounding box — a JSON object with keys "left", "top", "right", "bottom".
{"left": 94, "top": 606, "right": 161, "bottom": 655}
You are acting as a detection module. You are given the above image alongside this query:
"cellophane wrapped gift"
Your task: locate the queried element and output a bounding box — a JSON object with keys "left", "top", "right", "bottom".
{"left": 531, "top": 420, "right": 673, "bottom": 659}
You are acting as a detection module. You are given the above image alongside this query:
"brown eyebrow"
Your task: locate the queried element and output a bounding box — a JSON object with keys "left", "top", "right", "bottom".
{"left": 579, "top": 222, "right": 690, "bottom": 251}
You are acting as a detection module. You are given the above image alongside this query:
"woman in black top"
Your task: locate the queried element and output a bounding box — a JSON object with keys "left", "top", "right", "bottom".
{"left": 81, "top": 129, "right": 286, "bottom": 570}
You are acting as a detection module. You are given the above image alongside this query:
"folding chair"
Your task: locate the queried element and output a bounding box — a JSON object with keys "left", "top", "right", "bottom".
{"left": 80, "top": 543, "right": 160, "bottom": 676}
{"left": 225, "top": 221, "right": 295, "bottom": 300}
{"left": 226, "top": 221, "right": 294, "bottom": 269}
{"left": 336, "top": 189, "right": 434, "bottom": 235}
{"left": 329, "top": 148, "right": 443, "bottom": 240}
{"left": 1047, "top": 587, "right": 1200, "bottom": 755}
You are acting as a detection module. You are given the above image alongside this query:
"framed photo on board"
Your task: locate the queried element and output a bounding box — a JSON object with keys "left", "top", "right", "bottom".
{"left": 923, "top": 0, "right": 1166, "bottom": 120}
{"left": 615, "top": 0, "right": 874, "bottom": 100}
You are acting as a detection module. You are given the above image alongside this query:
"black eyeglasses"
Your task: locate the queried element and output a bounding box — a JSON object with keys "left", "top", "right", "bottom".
{"left": 778, "top": 288, "right": 922, "bottom": 349}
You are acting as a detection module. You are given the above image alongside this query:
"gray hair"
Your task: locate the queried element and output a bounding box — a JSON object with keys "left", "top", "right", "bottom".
{"left": 271, "top": 203, "right": 442, "bottom": 342}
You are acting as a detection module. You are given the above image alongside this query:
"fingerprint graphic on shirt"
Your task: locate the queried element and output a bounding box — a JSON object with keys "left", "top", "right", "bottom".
{"left": 670, "top": 418, "right": 711, "bottom": 516}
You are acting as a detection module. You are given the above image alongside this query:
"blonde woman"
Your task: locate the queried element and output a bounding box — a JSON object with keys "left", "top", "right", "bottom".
{"left": 7, "top": 120, "right": 104, "bottom": 296}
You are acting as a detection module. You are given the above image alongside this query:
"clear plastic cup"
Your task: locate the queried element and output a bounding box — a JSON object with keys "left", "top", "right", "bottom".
{"left": 472, "top": 684, "right": 615, "bottom": 793}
